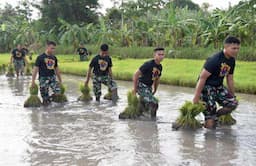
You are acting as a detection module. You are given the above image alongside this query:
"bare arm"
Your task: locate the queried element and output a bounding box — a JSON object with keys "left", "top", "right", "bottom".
{"left": 55, "top": 67, "right": 62, "bottom": 83}
{"left": 85, "top": 67, "right": 92, "bottom": 85}
{"left": 152, "top": 77, "right": 160, "bottom": 95}
{"left": 193, "top": 69, "right": 211, "bottom": 103}
{"left": 226, "top": 74, "right": 235, "bottom": 96}
{"left": 108, "top": 67, "right": 113, "bottom": 78}
{"left": 31, "top": 66, "right": 39, "bottom": 87}
{"left": 133, "top": 70, "right": 142, "bottom": 94}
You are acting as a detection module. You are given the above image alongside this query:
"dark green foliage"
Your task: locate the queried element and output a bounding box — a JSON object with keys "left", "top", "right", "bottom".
{"left": 24, "top": 84, "right": 41, "bottom": 107}
{"left": 119, "top": 91, "right": 141, "bottom": 119}
{"left": 174, "top": 101, "right": 205, "bottom": 129}
{"left": 78, "top": 84, "right": 92, "bottom": 101}
{"left": 218, "top": 113, "right": 236, "bottom": 125}
{"left": 6, "top": 64, "right": 15, "bottom": 77}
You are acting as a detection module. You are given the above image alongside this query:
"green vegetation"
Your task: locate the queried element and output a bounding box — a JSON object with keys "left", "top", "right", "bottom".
{"left": 173, "top": 101, "right": 205, "bottom": 130}
{"left": 24, "top": 84, "right": 41, "bottom": 107}
{"left": 52, "top": 83, "right": 68, "bottom": 103}
{"left": 1, "top": 54, "right": 256, "bottom": 94}
{"left": 219, "top": 114, "right": 236, "bottom": 125}
{"left": 6, "top": 64, "right": 15, "bottom": 77}
{"left": 78, "top": 83, "right": 93, "bottom": 102}
{"left": 119, "top": 91, "right": 141, "bottom": 119}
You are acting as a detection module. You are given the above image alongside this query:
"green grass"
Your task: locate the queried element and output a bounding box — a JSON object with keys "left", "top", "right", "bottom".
{"left": 1, "top": 54, "right": 256, "bottom": 94}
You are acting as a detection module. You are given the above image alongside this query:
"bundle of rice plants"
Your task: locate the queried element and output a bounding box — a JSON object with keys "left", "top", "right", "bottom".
{"left": 78, "top": 83, "right": 92, "bottom": 101}
{"left": 6, "top": 64, "right": 15, "bottom": 77}
{"left": 25, "top": 64, "right": 32, "bottom": 76}
{"left": 52, "top": 83, "right": 68, "bottom": 103}
{"left": 0, "top": 65, "right": 2, "bottom": 74}
{"left": 119, "top": 91, "right": 141, "bottom": 119}
{"left": 24, "top": 84, "right": 41, "bottom": 107}
{"left": 103, "top": 88, "right": 112, "bottom": 100}
{"left": 218, "top": 113, "right": 236, "bottom": 125}
{"left": 2, "top": 64, "right": 6, "bottom": 72}
{"left": 173, "top": 101, "right": 205, "bottom": 130}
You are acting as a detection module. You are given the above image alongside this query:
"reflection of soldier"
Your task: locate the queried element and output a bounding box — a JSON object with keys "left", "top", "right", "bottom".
{"left": 10, "top": 44, "right": 28, "bottom": 78}
{"left": 127, "top": 121, "right": 166, "bottom": 165}
{"left": 84, "top": 44, "right": 118, "bottom": 103}
{"left": 178, "top": 129, "right": 238, "bottom": 165}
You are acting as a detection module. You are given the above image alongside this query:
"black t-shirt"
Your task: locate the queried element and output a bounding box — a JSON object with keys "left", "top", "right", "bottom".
{"left": 204, "top": 51, "right": 235, "bottom": 86}
{"left": 11, "top": 49, "right": 25, "bottom": 60}
{"left": 77, "top": 47, "right": 88, "bottom": 56}
{"left": 35, "top": 53, "right": 58, "bottom": 77}
{"left": 89, "top": 55, "right": 112, "bottom": 76}
{"left": 22, "top": 48, "right": 29, "bottom": 55}
{"left": 139, "top": 59, "right": 162, "bottom": 86}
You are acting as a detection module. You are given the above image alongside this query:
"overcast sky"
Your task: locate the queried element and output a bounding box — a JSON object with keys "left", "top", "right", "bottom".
{"left": 0, "top": 0, "right": 242, "bottom": 19}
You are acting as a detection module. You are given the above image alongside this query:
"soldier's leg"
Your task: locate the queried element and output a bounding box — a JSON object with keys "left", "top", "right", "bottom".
{"left": 92, "top": 76, "right": 102, "bottom": 101}
{"left": 39, "top": 77, "right": 50, "bottom": 105}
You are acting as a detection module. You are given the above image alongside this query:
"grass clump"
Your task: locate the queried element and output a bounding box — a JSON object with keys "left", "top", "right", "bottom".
{"left": 173, "top": 101, "right": 205, "bottom": 130}
{"left": 119, "top": 91, "right": 141, "bottom": 119}
{"left": 24, "top": 84, "right": 41, "bottom": 107}
{"left": 78, "top": 83, "right": 93, "bottom": 101}
{"left": 218, "top": 113, "right": 236, "bottom": 125}
{"left": 52, "top": 83, "right": 68, "bottom": 103}
{"left": 103, "top": 88, "right": 112, "bottom": 100}
{"left": 6, "top": 64, "right": 15, "bottom": 77}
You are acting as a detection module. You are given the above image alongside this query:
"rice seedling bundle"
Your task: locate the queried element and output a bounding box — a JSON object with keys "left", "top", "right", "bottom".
{"left": 218, "top": 113, "right": 236, "bottom": 125}
{"left": 119, "top": 91, "right": 141, "bottom": 119}
{"left": 173, "top": 101, "right": 205, "bottom": 129}
{"left": 52, "top": 83, "right": 68, "bottom": 103}
{"left": 78, "top": 83, "right": 92, "bottom": 101}
{"left": 24, "top": 84, "right": 41, "bottom": 107}
{"left": 6, "top": 64, "right": 15, "bottom": 77}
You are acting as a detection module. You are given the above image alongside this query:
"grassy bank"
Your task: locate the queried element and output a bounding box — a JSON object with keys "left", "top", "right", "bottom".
{"left": 1, "top": 54, "right": 256, "bottom": 94}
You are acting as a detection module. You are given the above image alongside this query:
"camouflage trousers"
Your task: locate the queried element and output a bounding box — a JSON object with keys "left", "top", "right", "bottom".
{"left": 92, "top": 75, "right": 117, "bottom": 98}
{"left": 80, "top": 55, "right": 88, "bottom": 61}
{"left": 13, "top": 59, "right": 24, "bottom": 72}
{"left": 137, "top": 81, "right": 158, "bottom": 115}
{"left": 39, "top": 76, "right": 61, "bottom": 101}
{"left": 201, "top": 85, "right": 238, "bottom": 120}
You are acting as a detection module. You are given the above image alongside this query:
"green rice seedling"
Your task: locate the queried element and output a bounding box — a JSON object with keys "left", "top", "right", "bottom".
{"left": 2, "top": 64, "right": 7, "bottom": 72}
{"left": 103, "top": 88, "right": 112, "bottom": 100}
{"left": 218, "top": 113, "right": 236, "bottom": 125}
{"left": 173, "top": 101, "right": 205, "bottom": 130}
{"left": 78, "top": 83, "right": 92, "bottom": 101}
{"left": 6, "top": 64, "right": 15, "bottom": 77}
{"left": 24, "top": 84, "right": 41, "bottom": 107}
{"left": 52, "top": 83, "right": 68, "bottom": 103}
{"left": 119, "top": 91, "right": 141, "bottom": 119}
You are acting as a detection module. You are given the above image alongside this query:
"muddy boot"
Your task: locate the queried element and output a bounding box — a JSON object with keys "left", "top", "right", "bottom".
{"left": 96, "top": 96, "right": 100, "bottom": 102}
{"left": 111, "top": 88, "right": 118, "bottom": 104}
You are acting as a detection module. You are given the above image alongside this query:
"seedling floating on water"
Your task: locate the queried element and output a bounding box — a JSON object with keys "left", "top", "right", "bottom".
{"left": 51, "top": 83, "right": 68, "bottom": 103}
{"left": 173, "top": 101, "right": 205, "bottom": 130}
{"left": 24, "top": 84, "right": 41, "bottom": 107}
{"left": 78, "top": 83, "right": 92, "bottom": 101}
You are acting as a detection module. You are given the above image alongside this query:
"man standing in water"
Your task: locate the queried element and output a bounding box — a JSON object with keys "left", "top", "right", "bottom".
{"left": 84, "top": 44, "right": 118, "bottom": 103}
{"left": 31, "top": 41, "right": 62, "bottom": 105}
{"left": 193, "top": 36, "right": 240, "bottom": 129}
{"left": 77, "top": 43, "right": 89, "bottom": 61}
{"left": 10, "top": 44, "right": 27, "bottom": 77}
{"left": 133, "top": 47, "right": 165, "bottom": 119}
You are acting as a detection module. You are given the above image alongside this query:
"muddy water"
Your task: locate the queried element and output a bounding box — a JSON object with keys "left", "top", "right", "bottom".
{"left": 0, "top": 75, "right": 256, "bottom": 166}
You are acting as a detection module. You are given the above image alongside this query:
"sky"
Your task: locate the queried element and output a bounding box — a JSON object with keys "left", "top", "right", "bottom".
{"left": 0, "top": 0, "right": 242, "bottom": 18}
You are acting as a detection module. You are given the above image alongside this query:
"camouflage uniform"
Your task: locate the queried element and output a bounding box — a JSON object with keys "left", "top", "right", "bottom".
{"left": 13, "top": 59, "right": 24, "bottom": 72}
{"left": 92, "top": 75, "right": 117, "bottom": 99}
{"left": 39, "top": 76, "right": 61, "bottom": 101}
{"left": 201, "top": 85, "right": 238, "bottom": 120}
